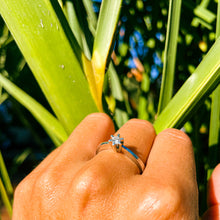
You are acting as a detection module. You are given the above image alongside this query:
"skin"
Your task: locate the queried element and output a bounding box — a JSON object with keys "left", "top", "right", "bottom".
{"left": 13, "top": 113, "right": 201, "bottom": 219}
{"left": 202, "top": 164, "right": 220, "bottom": 219}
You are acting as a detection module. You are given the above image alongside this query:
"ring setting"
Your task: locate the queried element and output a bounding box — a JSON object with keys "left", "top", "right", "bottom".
{"left": 108, "top": 134, "right": 124, "bottom": 152}
{"left": 96, "top": 134, "right": 145, "bottom": 174}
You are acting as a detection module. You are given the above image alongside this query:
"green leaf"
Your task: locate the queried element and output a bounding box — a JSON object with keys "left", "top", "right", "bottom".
{"left": 154, "top": 37, "right": 220, "bottom": 134}
{"left": 0, "top": 73, "right": 68, "bottom": 143}
{"left": 157, "top": 0, "right": 182, "bottom": 114}
{"left": 0, "top": 177, "right": 12, "bottom": 217}
{"left": 82, "top": 0, "right": 97, "bottom": 35}
{"left": 194, "top": 5, "right": 216, "bottom": 24}
{"left": 0, "top": 0, "right": 98, "bottom": 134}
{"left": 64, "top": 0, "right": 93, "bottom": 59}
{"left": 208, "top": 86, "right": 220, "bottom": 146}
{"left": 0, "top": 150, "right": 13, "bottom": 217}
{"left": 0, "top": 151, "right": 13, "bottom": 195}
{"left": 107, "top": 63, "right": 129, "bottom": 127}
{"left": 138, "top": 72, "right": 151, "bottom": 120}
{"left": 207, "top": 0, "right": 220, "bottom": 171}
{"left": 91, "top": 0, "right": 123, "bottom": 107}
{"left": 209, "top": 1, "right": 220, "bottom": 147}
{"left": 108, "top": 63, "right": 124, "bottom": 102}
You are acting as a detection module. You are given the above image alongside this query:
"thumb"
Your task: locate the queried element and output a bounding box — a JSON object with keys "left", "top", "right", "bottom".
{"left": 202, "top": 164, "right": 220, "bottom": 220}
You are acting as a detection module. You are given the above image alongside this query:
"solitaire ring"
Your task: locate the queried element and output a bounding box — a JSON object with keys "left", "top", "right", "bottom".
{"left": 96, "top": 134, "right": 145, "bottom": 174}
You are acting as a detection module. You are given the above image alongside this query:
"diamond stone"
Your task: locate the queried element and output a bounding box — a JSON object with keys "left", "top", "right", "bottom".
{"left": 109, "top": 134, "right": 124, "bottom": 145}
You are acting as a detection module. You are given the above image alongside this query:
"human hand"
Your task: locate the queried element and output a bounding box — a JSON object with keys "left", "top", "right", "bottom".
{"left": 13, "top": 113, "right": 198, "bottom": 219}
{"left": 202, "top": 164, "right": 220, "bottom": 220}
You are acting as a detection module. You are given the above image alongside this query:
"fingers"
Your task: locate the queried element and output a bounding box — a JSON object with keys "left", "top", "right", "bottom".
{"left": 61, "top": 113, "right": 115, "bottom": 162}
{"left": 115, "top": 119, "right": 156, "bottom": 163}
{"left": 14, "top": 113, "right": 115, "bottom": 191}
{"left": 142, "top": 128, "right": 198, "bottom": 216}
{"left": 143, "top": 128, "right": 197, "bottom": 182}
{"left": 97, "top": 119, "right": 156, "bottom": 174}
{"left": 207, "top": 164, "right": 220, "bottom": 207}
{"left": 202, "top": 164, "right": 220, "bottom": 220}
{"left": 202, "top": 205, "right": 220, "bottom": 220}
{"left": 95, "top": 119, "right": 156, "bottom": 175}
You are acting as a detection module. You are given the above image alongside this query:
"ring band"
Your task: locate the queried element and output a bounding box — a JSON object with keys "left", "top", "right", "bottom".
{"left": 96, "top": 134, "right": 145, "bottom": 174}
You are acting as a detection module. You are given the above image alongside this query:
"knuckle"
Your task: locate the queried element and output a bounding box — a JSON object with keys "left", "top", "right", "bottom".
{"left": 162, "top": 185, "right": 182, "bottom": 212}
{"left": 14, "top": 176, "right": 32, "bottom": 199}
{"left": 71, "top": 163, "right": 108, "bottom": 201}
{"left": 161, "top": 185, "right": 198, "bottom": 219}
{"left": 68, "top": 163, "right": 108, "bottom": 215}
{"left": 143, "top": 184, "right": 182, "bottom": 215}
{"left": 36, "top": 169, "right": 56, "bottom": 194}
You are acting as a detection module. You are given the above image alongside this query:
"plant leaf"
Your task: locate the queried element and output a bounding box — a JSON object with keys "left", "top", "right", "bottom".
{"left": 0, "top": 0, "right": 98, "bottom": 134}
{"left": 207, "top": 0, "right": 220, "bottom": 176}
{"left": 209, "top": 0, "right": 220, "bottom": 148}
{"left": 154, "top": 37, "right": 220, "bottom": 133}
{"left": 0, "top": 73, "right": 68, "bottom": 143}
{"left": 64, "top": 0, "right": 93, "bottom": 59}
{"left": 91, "top": 0, "right": 123, "bottom": 109}
{"left": 0, "top": 177, "right": 12, "bottom": 217}
{"left": 157, "top": 0, "right": 182, "bottom": 114}
{"left": 107, "top": 63, "right": 129, "bottom": 127}
{"left": 82, "top": 0, "right": 97, "bottom": 35}
{"left": 0, "top": 151, "right": 13, "bottom": 196}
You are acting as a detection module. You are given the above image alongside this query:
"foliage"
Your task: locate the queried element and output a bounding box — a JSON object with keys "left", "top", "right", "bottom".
{"left": 0, "top": 0, "right": 219, "bottom": 217}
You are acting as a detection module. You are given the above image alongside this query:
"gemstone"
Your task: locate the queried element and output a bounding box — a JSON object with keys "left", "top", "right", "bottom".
{"left": 109, "top": 134, "right": 124, "bottom": 145}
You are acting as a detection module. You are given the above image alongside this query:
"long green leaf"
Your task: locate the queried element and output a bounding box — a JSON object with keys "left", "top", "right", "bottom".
{"left": 194, "top": 5, "right": 216, "bottom": 24}
{"left": 157, "top": 0, "right": 182, "bottom": 114}
{"left": 65, "top": 0, "right": 93, "bottom": 59}
{"left": 0, "top": 152, "right": 13, "bottom": 195}
{"left": 209, "top": 85, "right": 220, "bottom": 144}
{"left": 154, "top": 37, "right": 220, "bottom": 133}
{"left": 107, "top": 63, "right": 129, "bottom": 127}
{"left": 0, "top": 178, "right": 12, "bottom": 217}
{"left": 0, "top": 0, "right": 98, "bottom": 134}
{"left": 208, "top": 0, "right": 220, "bottom": 148}
{"left": 207, "top": 0, "right": 220, "bottom": 178}
{"left": 82, "top": 0, "right": 97, "bottom": 35}
{"left": 0, "top": 73, "right": 68, "bottom": 143}
{"left": 91, "top": 0, "right": 123, "bottom": 108}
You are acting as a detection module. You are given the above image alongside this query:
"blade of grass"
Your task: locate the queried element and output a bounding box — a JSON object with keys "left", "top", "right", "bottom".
{"left": 91, "top": 0, "right": 123, "bottom": 109}
{"left": 107, "top": 63, "right": 129, "bottom": 127}
{"left": 65, "top": 0, "right": 93, "bottom": 59}
{"left": 108, "top": 63, "right": 124, "bottom": 102}
{"left": 157, "top": 0, "right": 182, "bottom": 114}
{"left": 0, "top": 93, "right": 8, "bottom": 104}
{"left": 138, "top": 72, "right": 151, "bottom": 120}
{"left": 64, "top": 0, "right": 104, "bottom": 110}
{"left": 0, "top": 177, "right": 12, "bottom": 217}
{"left": 82, "top": 0, "right": 97, "bottom": 35}
{"left": 0, "top": 73, "right": 68, "bottom": 143}
{"left": 194, "top": 5, "right": 216, "bottom": 24}
{"left": 207, "top": 0, "right": 220, "bottom": 178}
{"left": 154, "top": 37, "right": 220, "bottom": 134}
{"left": 0, "top": 0, "right": 98, "bottom": 134}
{"left": 209, "top": 0, "right": 220, "bottom": 148}
{"left": 0, "top": 152, "right": 13, "bottom": 195}
{"left": 207, "top": 84, "right": 220, "bottom": 179}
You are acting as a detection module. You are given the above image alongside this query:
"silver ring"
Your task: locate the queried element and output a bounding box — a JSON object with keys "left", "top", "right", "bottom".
{"left": 96, "top": 134, "right": 145, "bottom": 174}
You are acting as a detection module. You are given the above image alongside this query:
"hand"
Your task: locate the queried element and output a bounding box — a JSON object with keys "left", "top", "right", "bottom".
{"left": 202, "top": 164, "right": 220, "bottom": 220}
{"left": 13, "top": 113, "right": 198, "bottom": 219}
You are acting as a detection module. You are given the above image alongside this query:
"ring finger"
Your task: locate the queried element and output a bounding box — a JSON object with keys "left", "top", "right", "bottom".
{"left": 95, "top": 119, "right": 156, "bottom": 175}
